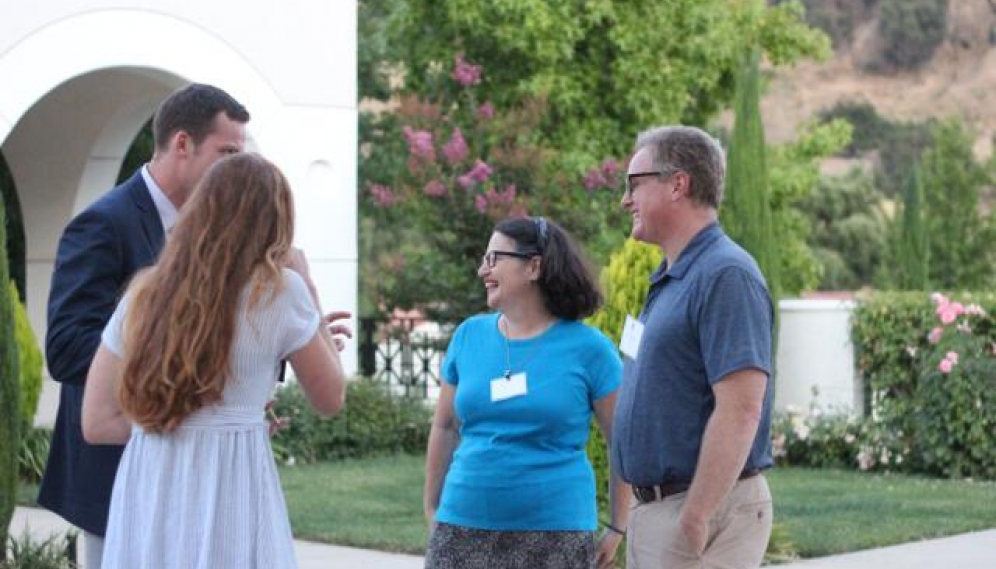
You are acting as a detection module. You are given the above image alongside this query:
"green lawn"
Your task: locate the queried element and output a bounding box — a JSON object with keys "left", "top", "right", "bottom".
{"left": 767, "top": 467, "right": 996, "bottom": 557}
{"left": 281, "top": 454, "right": 429, "bottom": 553}
{"left": 18, "top": 458, "right": 996, "bottom": 559}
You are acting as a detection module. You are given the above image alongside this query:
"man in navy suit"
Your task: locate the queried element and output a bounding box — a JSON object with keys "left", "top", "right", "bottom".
{"left": 39, "top": 83, "right": 250, "bottom": 568}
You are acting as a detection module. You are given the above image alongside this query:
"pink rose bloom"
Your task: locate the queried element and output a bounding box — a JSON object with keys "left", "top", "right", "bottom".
{"left": 938, "top": 359, "right": 954, "bottom": 374}
{"left": 474, "top": 193, "right": 488, "bottom": 213}
{"left": 946, "top": 351, "right": 959, "bottom": 364}
{"left": 423, "top": 180, "right": 447, "bottom": 197}
{"left": 476, "top": 102, "right": 495, "bottom": 121}
{"left": 927, "top": 327, "right": 943, "bottom": 344}
{"left": 930, "top": 292, "right": 948, "bottom": 306}
{"left": 939, "top": 307, "right": 959, "bottom": 325}
{"left": 442, "top": 128, "right": 468, "bottom": 165}
{"left": 453, "top": 54, "right": 482, "bottom": 87}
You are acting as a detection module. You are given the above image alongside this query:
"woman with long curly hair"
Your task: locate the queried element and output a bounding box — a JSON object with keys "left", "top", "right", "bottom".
{"left": 82, "top": 152, "right": 347, "bottom": 568}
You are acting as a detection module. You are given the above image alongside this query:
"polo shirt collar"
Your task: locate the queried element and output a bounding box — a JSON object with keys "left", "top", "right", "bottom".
{"left": 649, "top": 222, "right": 724, "bottom": 284}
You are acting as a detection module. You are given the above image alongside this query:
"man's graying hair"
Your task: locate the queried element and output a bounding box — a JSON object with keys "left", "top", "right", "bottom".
{"left": 634, "top": 126, "right": 726, "bottom": 208}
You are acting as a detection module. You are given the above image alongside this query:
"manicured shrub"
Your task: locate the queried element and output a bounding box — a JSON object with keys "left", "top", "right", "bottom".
{"left": 270, "top": 378, "right": 432, "bottom": 465}
{"left": 850, "top": 291, "right": 996, "bottom": 478}
{"left": 586, "top": 238, "right": 662, "bottom": 513}
{"left": 10, "top": 283, "right": 42, "bottom": 427}
{"left": 1, "top": 193, "right": 22, "bottom": 560}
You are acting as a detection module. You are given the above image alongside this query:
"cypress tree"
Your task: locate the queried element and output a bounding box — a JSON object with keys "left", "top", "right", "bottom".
{"left": 723, "top": 49, "right": 780, "bottom": 300}
{"left": 0, "top": 191, "right": 22, "bottom": 560}
{"left": 896, "top": 164, "right": 929, "bottom": 290}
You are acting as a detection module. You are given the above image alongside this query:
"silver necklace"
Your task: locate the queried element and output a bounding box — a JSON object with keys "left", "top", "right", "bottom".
{"left": 500, "top": 315, "right": 548, "bottom": 379}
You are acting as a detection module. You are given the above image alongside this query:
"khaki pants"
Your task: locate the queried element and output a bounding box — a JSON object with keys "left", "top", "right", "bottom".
{"left": 626, "top": 475, "right": 772, "bottom": 569}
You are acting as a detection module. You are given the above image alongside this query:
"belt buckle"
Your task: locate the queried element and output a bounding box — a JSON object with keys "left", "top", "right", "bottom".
{"left": 633, "top": 486, "right": 656, "bottom": 503}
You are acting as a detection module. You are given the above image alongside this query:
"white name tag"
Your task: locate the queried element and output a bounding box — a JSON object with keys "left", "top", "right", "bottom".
{"left": 491, "top": 372, "right": 528, "bottom": 402}
{"left": 620, "top": 314, "right": 644, "bottom": 360}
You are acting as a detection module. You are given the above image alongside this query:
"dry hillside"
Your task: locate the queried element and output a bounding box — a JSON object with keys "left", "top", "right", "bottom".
{"left": 762, "top": 0, "right": 996, "bottom": 158}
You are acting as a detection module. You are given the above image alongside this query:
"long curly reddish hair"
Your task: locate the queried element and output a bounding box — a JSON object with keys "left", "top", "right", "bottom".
{"left": 118, "top": 153, "right": 295, "bottom": 432}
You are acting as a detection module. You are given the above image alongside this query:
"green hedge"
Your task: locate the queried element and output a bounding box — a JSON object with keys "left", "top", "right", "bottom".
{"left": 270, "top": 377, "right": 432, "bottom": 465}
{"left": 852, "top": 291, "right": 996, "bottom": 478}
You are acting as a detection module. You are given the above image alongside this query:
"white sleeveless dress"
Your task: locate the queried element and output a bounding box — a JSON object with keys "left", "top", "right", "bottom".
{"left": 99, "top": 269, "right": 319, "bottom": 569}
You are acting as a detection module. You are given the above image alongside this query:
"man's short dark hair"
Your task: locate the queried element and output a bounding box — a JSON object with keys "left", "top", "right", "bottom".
{"left": 152, "top": 83, "right": 250, "bottom": 150}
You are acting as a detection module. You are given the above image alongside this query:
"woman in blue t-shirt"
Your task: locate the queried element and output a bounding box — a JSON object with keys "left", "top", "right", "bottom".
{"left": 423, "top": 217, "right": 629, "bottom": 569}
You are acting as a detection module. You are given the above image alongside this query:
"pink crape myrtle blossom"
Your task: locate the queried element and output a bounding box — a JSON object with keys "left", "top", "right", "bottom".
{"left": 453, "top": 54, "right": 482, "bottom": 87}
{"left": 583, "top": 168, "right": 607, "bottom": 190}
{"left": 938, "top": 358, "right": 954, "bottom": 374}
{"left": 476, "top": 102, "right": 495, "bottom": 121}
{"left": 369, "top": 183, "right": 399, "bottom": 207}
{"left": 474, "top": 194, "right": 488, "bottom": 213}
{"left": 402, "top": 126, "right": 436, "bottom": 163}
{"left": 423, "top": 180, "right": 447, "bottom": 197}
{"left": 458, "top": 160, "right": 493, "bottom": 188}
{"left": 442, "top": 128, "right": 468, "bottom": 165}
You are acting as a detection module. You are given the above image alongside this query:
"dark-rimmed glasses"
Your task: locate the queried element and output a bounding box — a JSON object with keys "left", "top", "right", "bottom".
{"left": 624, "top": 169, "right": 678, "bottom": 196}
{"left": 481, "top": 250, "right": 535, "bottom": 269}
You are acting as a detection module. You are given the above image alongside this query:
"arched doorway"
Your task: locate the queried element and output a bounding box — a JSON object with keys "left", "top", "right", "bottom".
{"left": 1, "top": 4, "right": 358, "bottom": 425}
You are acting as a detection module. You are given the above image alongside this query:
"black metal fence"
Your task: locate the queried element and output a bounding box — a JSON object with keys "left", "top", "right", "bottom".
{"left": 358, "top": 316, "right": 448, "bottom": 398}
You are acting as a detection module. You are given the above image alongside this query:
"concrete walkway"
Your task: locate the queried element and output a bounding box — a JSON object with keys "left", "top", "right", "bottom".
{"left": 9, "top": 506, "right": 424, "bottom": 569}
{"left": 771, "top": 529, "right": 996, "bottom": 569}
{"left": 9, "top": 505, "right": 995, "bottom": 568}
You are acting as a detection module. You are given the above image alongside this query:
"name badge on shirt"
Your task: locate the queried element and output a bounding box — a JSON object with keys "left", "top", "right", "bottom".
{"left": 620, "top": 314, "right": 644, "bottom": 360}
{"left": 491, "top": 372, "right": 528, "bottom": 402}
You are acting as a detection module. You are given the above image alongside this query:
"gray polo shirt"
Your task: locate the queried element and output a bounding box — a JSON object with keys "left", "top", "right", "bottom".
{"left": 611, "top": 223, "right": 774, "bottom": 486}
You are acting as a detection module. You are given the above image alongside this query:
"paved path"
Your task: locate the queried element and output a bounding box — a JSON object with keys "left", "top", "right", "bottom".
{"left": 10, "top": 506, "right": 995, "bottom": 568}
{"left": 10, "top": 506, "right": 424, "bottom": 569}
{"left": 771, "top": 529, "right": 996, "bottom": 569}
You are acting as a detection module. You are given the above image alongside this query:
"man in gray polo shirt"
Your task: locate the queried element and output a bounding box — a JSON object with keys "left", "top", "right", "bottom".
{"left": 612, "top": 125, "right": 774, "bottom": 569}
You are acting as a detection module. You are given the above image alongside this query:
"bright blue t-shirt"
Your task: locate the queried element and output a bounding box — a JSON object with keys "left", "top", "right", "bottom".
{"left": 435, "top": 313, "right": 622, "bottom": 531}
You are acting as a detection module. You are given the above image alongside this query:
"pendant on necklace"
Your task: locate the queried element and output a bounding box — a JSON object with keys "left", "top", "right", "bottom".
{"left": 504, "top": 369, "right": 511, "bottom": 380}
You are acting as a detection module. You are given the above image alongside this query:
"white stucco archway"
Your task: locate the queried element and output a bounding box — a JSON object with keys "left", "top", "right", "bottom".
{"left": 0, "top": 3, "right": 357, "bottom": 425}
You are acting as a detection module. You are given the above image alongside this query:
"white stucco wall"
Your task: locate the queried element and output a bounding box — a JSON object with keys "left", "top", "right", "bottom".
{"left": 0, "top": 1, "right": 357, "bottom": 426}
{"left": 775, "top": 299, "right": 860, "bottom": 415}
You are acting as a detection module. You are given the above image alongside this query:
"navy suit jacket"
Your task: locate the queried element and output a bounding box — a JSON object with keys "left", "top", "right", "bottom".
{"left": 38, "top": 170, "right": 165, "bottom": 536}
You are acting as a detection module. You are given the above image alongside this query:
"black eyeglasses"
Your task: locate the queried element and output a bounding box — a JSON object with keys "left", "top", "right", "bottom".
{"left": 624, "top": 169, "right": 678, "bottom": 195}
{"left": 481, "top": 250, "right": 536, "bottom": 268}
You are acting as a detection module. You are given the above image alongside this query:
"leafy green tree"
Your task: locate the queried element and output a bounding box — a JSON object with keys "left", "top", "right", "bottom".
{"left": 797, "top": 169, "right": 888, "bottom": 290}
{"left": 920, "top": 119, "right": 995, "bottom": 289}
{"left": 869, "top": 0, "right": 948, "bottom": 72}
{"left": 386, "top": 0, "right": 828, "bottom": 165}
{"left": 769, "top": 118, "right": 853, "bottom": 294}
{"left": 0, "top": 193, "right": 22, "bottom": 560}
{"left": 724, "top": 50, "right": 779, "bottom": 299}
{"left": 360, "top": 60, "right": 625, "bottom": 324}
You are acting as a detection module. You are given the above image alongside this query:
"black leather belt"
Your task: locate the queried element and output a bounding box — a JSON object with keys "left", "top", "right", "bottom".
{"left": 632, "top": 468, "right": 761, "bottom": 504}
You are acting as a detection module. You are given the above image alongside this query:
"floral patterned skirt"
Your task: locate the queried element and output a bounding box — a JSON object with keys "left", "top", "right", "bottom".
{"left": 424, "top": 522, "right": 595, "bottom": 569}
